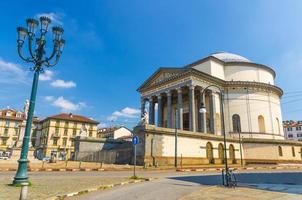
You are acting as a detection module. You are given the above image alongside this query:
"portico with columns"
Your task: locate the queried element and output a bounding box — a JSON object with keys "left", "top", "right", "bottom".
{"left": 140, "top": 83, "right": 220, "bottom": 135}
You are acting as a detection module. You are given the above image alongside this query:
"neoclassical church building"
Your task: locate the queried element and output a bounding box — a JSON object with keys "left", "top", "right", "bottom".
{"left": 134, "top": 52, "right": 302, "bottom": 166}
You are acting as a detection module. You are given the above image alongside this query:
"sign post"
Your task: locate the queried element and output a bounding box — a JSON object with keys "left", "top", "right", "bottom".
{"left": 132, "top": 135, "right": 139, "bottom": 177}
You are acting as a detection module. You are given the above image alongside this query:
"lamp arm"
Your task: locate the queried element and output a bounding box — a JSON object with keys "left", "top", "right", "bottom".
{"left": 45, "top": 43, "right": 58, "bottom": 63}
{"left": 28, "top": 37, "right": 36, "bottom": 61}
{"left": 44, "top": 55, "right": 60, "bottom": 67}
{"left": 18, "top": 45, "right": 34, "bottom": 63}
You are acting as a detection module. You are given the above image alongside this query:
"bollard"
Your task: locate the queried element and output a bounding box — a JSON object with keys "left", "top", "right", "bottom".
{"left": 19, "top": 182, "right": 29, "bottom": 200}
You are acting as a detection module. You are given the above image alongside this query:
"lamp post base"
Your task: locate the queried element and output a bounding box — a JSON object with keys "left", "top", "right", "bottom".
{"left": 13, "top": 158, "right": 29, "bottom": 185}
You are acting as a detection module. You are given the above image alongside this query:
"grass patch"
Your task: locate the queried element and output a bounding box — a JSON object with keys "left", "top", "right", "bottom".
{"left": 7, "top": 181, "right": 32, "bottom": 187}
{"left": 130, "top": 175, "right": 145, "bottom": 180}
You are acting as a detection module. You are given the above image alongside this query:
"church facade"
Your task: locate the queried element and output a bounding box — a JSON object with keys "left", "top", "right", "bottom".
{"left": 134, "top": 52, "right": 302, "bottom": 166}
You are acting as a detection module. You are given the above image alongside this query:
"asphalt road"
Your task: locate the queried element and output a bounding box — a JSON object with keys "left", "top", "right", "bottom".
{"left": 67, "top": 170, "right": 302, "bottom": 200}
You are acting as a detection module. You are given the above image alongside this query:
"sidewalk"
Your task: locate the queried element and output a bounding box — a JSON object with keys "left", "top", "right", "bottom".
{"left": 0, "top": 173, "right": 130, "bottom": 200}
{"left": 180, "top": 185, "right": 302, "bottom": 200}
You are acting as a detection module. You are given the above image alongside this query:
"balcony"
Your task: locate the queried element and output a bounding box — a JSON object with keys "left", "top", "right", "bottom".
{"left": 0, "top": 134, "right": 9, "bottom": 138}
{"left": 52, "top": 133, "right": 61, "bottom": 138}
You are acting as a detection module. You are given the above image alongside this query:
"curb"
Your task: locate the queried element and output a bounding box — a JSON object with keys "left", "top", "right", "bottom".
{"left": 52, "top": 178, "right": 154, "bottom": 200}
{"left": 1, "top": 166, "right": 302, "bottom": 172}
{"left": 175, "top": 166, "right": 302, "bottom": 172}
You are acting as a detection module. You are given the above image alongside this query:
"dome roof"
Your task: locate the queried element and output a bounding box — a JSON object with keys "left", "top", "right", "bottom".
{"left": 211, "top": 52, "right": 251, "bottom": 63}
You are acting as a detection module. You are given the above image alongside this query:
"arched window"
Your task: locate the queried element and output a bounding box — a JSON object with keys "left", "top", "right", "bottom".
{"left": 278, "top": 146, "right": 283, "bottom": 156}
{"left": 292, "top": 147, "right": 296, "bottom": 157}
{"left": 206, "top": 142, "right": 214, "bottom": 164}
{"left": 229, "top": 144, "right": 236, "bottom": 164}
{"left": 276, "top": 118, "right": 281, "bottom": 135}
{"left": 258, "top": 115, "right": 266, "bottom": 133}
{"left": 232, "top": 114, "right": 241, "bottom": 133}
{"left": 218, "top": 143, "right": 224, "bottom": 163}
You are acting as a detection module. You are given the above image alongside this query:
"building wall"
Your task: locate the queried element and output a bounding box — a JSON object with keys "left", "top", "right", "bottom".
{"left": 224, "top": 89, "right": 284, "bottom": 139}
{"left": 192, "top": 60, "right": 225, "bottom": 80}
{"left": 0, "top": 118, "right": 37, "bottom": 151}
{"left": 37, "top": 119, "right": 98, "bottom": 159}
{"left": 243, "top": 142, "right": 302, "bottom": 163}
{"left": 224, "top": 65, "right": 274, "bottom": 85}
{"left": 0, "top": 119, "right": 22, "bottom": 149}
{"left": 135, "top": 125, "right": 302, "bottom": 166}
{"left": 113, "top": 127, "right": 132, "bottom": 139}
{"left": 284, "top": 124, "right": 302, "bottom": 141}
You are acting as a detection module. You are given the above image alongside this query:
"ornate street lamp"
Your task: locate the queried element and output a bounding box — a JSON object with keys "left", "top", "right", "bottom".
{"left": 199, "top": 85, "right": 230, "bottom": 187}
{"left": 13, "top": 16, "right": 64, "bottom": 185}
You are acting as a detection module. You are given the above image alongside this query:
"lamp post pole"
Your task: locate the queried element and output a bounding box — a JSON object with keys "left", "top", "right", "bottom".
{"left": 200, "top": 85, "right": 229, "bottom": 187}
{"left": 13, "top": 16, "right": 65, "bottom": 185}
{"left": 174, "top": 109, "right": 178, "bottom": 168}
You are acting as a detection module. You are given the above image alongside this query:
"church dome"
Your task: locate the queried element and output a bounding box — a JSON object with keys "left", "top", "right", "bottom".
{"left": 211, "top": 52, "right": 251, "bottom": 63}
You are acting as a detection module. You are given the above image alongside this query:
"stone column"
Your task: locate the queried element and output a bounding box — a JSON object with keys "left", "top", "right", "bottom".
{"left": 209, "top": 91, "right": 215, "bottom": 134}
{"left": 177, "top": 88, "right": 183, "bottom": 130}
{"left": 141, "top": 98, "right": 146, "bottom": 118}
{"left": 167, "top": 91, "right": 172, "bottom": 128}
{"left": 199, "top": 89, "right": 206, "bottom": 133}
{"left": 157, "top": 95, "right": 163, "bottom": 127}
{"left": 149, "top": 97, "right": 155, "bottom": 125}
{"left": 189, "top": 85, "right": 196, "bottom": 132}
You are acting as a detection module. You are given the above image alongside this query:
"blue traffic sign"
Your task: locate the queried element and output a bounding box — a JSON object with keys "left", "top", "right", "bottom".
{"left": 132, "top": 136, "right": 139, "bottom": 145}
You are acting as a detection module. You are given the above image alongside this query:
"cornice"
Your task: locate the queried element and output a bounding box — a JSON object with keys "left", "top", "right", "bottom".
{"left": 139, "top": 68, "right": 283, "bottom": 97}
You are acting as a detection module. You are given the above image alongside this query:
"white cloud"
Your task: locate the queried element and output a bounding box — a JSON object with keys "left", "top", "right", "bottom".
{"left": 51, "top": 79, "right": 76, "bottom": 88}
{"left": 39, "top": 70, "right": 54, "bottom": 81}
{"left": 36, "top": 12, "right": 64, "bottom": 26}
{"left": 107, "top": 107, "right": 140, "bottom": 121}
{"left": 98, "top": 123, "right": 107, "bottom": 128}
{"left": 44, "top": 96, "right": 55, "bottom": 102}
{"left": 50, "top": 96, "right": 86, "bottom": 112}
{"left": 0, "top": 58, "right": 28, "bottom": 84}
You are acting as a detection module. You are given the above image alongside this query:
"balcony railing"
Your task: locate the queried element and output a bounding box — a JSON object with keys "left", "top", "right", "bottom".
{"left": 52, "top": 133, "right": 61, "bottom": 138}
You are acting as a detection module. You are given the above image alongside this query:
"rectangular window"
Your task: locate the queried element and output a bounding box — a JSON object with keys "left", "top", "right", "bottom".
{"left": 71, "top": 139, "right": 74, "bottom": 147}
{"left": 297, "top": 134, "right": 302, "bottom": 137}
{"left": 15, "top": 122, "right": 20, "bottom": 128}
{"left": 64, "top": 129, "right": 68, "bottom": 136}
{"left": 2, "top": 139, "right": 7, "bottom": 145}
{"left": 73, "top": 129, "right": 76, "bottom": 136}
{"left": 74, "top": 123, "right": 77, "bottom": 128}
{"left": 53, "top": 139, "right": 58, "bottom": 146}
{"left": 55, "top": 128, "right": 59, "bottom": 134}
{"left": 64, "top": 121, "right": 69, "bottom": 129}
{"left": 5, "top": 120, "right": 10, "bottom": 127}
{"left": 15, "top": 128, "right": 19, "bottom": 135}
{"left": 288, "top": 134, "right": 293, "bottom": 138}
{"left": 89, "top": 131, "right": 92, "bottom": 137}
{"left": 63, "top": 138, "right": 67, "bottom": 146}
{"left": 296, "top": 126, "right": 302, "bottom": 131}
{"left": 4, "top": 128, "right": 8, "bottom": 135}
{"left": 55, "top": 120, "right": 60, "bottom": 126}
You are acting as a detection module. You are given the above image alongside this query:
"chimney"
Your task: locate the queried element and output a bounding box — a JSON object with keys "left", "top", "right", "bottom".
{"left": 69, "top": 113, "right": 73, "bottom": 118}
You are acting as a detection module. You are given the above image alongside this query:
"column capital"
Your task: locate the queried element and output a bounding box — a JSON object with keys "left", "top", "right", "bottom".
{"left": 157, "top": 94, "right": 162, "bottom": 99}
{"left": 177, "top": 87, "right": 182, "bottom": 94}
{"left": 189, "top": 85, "right": 195, "bottom": 90}
{"left": 166, "top": 90, "right": 172, "bottom": 96}
{"left": 148, "top": 96, "right": 154, "bottom": 102}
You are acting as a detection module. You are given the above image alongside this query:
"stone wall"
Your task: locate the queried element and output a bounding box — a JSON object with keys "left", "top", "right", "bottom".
{"left": 74, "top": 136, "right": 133, "bottom": 164}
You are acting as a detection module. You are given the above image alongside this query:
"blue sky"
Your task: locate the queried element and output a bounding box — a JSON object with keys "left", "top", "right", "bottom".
{"left": 1, "top": 0, "right": 302, "bottom": 128}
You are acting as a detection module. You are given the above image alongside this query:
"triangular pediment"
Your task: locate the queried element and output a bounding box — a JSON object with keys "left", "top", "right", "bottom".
{"left": 137, "top": 67, "right": 188, "bottom": 91}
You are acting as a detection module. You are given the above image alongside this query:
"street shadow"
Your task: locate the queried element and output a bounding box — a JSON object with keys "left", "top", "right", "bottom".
{"left": 169, "top": 172, "right": 302, "bottom": 195}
